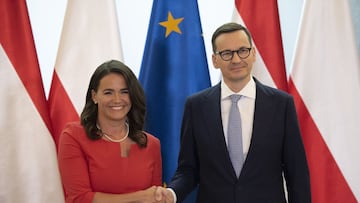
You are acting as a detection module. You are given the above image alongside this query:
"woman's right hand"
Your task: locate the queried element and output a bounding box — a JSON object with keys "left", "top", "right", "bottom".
{"left": 139, "top": 186, "right": 164, "bottom": 203}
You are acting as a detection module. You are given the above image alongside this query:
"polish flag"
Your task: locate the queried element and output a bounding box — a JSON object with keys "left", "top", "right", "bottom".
{"left": 289, "top": 0, "right": 360, "bottom": 202}
{"left": 0, "top": 0, "right": 64, "bottom": 202}
{"left": 232, "top": 0, "right": 288, "bottom": 91}
{"left": 48, "top": 0, "right": 123, "bottom": 146}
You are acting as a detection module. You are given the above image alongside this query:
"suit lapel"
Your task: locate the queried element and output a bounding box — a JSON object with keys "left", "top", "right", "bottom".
{"left": 251, "top": 79, "right": 277, "bottom": 146}
{"left": 200, "top": 83, "right": 238, "bottom": 178}
{"left": 241, "top": 79, "right": 277, "bottom": 175}
{"left": 200, "top": 84, "right": 226, "bottom": 145}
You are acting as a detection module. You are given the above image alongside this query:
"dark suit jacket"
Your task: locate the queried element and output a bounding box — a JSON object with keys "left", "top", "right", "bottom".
{"left": 168, "top": 78, "right": 311, "bottom": 203}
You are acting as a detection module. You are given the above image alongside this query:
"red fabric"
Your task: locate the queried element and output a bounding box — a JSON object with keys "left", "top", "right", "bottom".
{"left": 235, "top": 0, "right": 287, "bottom": 92}
{"left": 58, "top": 122, "right": 162, "bottom": 203}
{"left": 0, "top": 0, "right": 52, "bottom": 130}
{"left": 288, "top": 79, "right": 357, "bottom": 203}
{"left": 48, "top": 72, "right": 79, "bottom": 147}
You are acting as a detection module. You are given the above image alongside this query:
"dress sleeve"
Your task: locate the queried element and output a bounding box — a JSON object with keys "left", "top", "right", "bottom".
{"left": 58, "top": 124, "right": 95, "bottom": 203}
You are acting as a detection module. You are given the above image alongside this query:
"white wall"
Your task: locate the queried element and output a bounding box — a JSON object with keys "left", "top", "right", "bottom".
{"left": 27, "top": 0, "right": 304, "bottom": 97}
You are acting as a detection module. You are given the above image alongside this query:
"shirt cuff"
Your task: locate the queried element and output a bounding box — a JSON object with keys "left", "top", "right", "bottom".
{"left": 166, "top": 188, "right": 177, "bottom": 203}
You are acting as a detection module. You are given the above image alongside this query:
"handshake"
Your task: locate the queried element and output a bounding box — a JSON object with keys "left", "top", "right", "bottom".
{"left": 141, "top": 185, "right": 175, "bottom": 203}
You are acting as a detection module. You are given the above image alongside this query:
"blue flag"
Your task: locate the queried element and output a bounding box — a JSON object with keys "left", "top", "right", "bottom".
{"left": 139, "top": 0, "right": 211, "bottom": 202}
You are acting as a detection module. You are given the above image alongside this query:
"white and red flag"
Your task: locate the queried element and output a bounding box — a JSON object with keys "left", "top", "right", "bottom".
{"left": 232, "top": 0, "right": 288, "bottom": 91}
{"left": 289, "top": 0, "right": 360, "bottom": 202}
{"left": 48, "top": 0, "right": 123, "bottom": 146}
{"left": 0, "top": 0, "right": 64, "bottom": 202}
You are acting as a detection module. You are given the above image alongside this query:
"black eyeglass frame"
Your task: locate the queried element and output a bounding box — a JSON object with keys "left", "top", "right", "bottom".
{"left": 215, "top": 47, "right": 252, "bottom": 61}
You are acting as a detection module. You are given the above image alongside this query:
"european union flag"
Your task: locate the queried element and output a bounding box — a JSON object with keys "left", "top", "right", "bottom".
{"left": 139, "top": 0, "right": 211, "bottom": 202}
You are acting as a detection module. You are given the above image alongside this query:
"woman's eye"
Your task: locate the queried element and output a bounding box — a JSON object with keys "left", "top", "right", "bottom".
{"left": 121, "top": 89, "right": 129, "bottom": 94}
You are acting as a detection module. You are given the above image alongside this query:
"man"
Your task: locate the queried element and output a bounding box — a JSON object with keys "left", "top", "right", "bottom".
{"left": 159, "top": 22, "right": 311, "bottom": 203}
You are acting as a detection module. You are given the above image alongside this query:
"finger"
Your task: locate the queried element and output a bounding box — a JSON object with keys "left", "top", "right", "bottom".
{"left": 154, "top": 186, "right": 163, "bottom": 201}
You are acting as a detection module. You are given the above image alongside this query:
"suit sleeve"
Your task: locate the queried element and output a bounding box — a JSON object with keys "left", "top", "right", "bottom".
{"left": 168, "top": 97, "right": 199, "bottom": 202}
{"left": 283, "top": 96, "right": 311, "bottom": 203}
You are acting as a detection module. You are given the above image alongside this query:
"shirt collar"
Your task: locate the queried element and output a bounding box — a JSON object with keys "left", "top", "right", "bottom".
{"left": 221, "top": 77, "right": 256, "bottom": 100}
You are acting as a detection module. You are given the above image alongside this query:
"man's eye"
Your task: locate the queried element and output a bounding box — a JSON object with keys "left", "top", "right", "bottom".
{"left": 221, "top": 51, "right": 232, "bottom": 56}
{"left": 239, "top": 49, "right": 248, "bottom": 53}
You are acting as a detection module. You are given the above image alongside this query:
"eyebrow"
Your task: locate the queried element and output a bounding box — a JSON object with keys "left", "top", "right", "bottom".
{"left": 102, "top": 87, "right": 128, "bottom": 91}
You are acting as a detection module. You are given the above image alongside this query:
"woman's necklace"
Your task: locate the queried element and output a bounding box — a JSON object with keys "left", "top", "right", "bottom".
{"left": 97, "top": 123, "right": 129, "bottom": 143}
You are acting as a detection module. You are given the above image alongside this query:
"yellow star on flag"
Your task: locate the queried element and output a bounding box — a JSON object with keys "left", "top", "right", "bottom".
{"left": 159, "top": 11, "right": 184, "bottom": 37}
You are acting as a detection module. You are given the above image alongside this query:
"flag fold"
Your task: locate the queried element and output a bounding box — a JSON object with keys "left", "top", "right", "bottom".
{"left": 0, "top": 1, "right": 64, "bottom": 202}
{"left": 48, "top": 0, "right": 123, "bottom": 146}
{"left": 232, "top": 0, "right": 287, "bottom": 91}
{"left": 139, "top": 1, "right": 211, "bottom": 202}
{"left": 289, "top": 0, "right": 360, "bottom": 202}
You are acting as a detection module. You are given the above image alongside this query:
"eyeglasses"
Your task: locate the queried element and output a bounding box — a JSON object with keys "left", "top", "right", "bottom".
{"left": 215, "top": 47, "right": 252, "bottom": 61}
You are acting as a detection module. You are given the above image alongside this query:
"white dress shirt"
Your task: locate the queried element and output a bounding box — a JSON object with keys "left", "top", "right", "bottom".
{"left": 221, "top": 77, "right": 256, "bottom": 159}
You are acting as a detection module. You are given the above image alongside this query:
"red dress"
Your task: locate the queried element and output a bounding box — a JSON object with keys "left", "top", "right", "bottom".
{"left": 58, "top": 122, "right": 162, "bottom": 203}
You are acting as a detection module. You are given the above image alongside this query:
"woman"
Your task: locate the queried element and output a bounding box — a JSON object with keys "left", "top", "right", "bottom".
{"left": 58, "top": 60, "right": 162, "bottom": 203}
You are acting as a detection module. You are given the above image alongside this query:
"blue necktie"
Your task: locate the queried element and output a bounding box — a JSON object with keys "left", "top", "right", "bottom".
{"left": 228, "top": 94, "right": 244, "bottom": 177}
